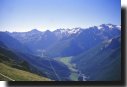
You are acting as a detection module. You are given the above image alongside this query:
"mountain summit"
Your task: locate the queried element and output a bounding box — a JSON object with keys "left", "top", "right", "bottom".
{"left": 0, "top": 24, "right": 121, "bottom": 81}
{"left": 7, "top": 24, "right": 121, "bottom": 57}
{"left": 29, "top": 29, "right": 41, "bottom": 32}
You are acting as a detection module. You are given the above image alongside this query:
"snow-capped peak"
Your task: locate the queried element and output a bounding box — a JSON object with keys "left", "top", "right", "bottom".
{"left": 97, "top": 26, "right": 103, "bottom": 30}
{"left": 107, "top": 24, "right": 114, "bottom": 29}
{"left": 68, "top": 28, "right": 81, "bottom": 34}
{"left": 54, "top": 28, "right": 82, "bottom": 35}
{"left": 116, "top": 25, "right": 121, "bottom": 30}
{"left": 97, "top": 24, "right": 121, "bottom": 30}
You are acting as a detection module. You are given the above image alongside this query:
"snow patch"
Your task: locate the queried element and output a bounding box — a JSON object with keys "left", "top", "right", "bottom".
{"left": 116, "top": 25, "right": 121, "bottom": 30}
{"left": 107, "top": 25, "right": 113, "bottom": 29}
{"left": 97, "top": 26, "right": 103, "bottom": 30}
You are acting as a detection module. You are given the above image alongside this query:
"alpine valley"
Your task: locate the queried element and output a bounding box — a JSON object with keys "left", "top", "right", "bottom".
{"left": 0, "top": 24, "right": 121, "bottom": 81}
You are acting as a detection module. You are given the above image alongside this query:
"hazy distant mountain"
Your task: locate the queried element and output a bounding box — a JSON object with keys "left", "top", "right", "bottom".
{"left": 46, "top": 24, "right": 121, "bottom": 57}
{"left": 0, "top": 32, "right": 71, "bottom": 80}
{"left": 0, "top": 32, "right": 32, "bottom": 54}
{"left": 0, "top": 40, "right": 71, "bottom": 81}
{"left": 9, "top": 24, "right": 121, "bottom": 57}
{"left": 72, "top": 36, "right": 121, "bottom": 81}
{"left": 0, "top": 24, "right": 121, "bottom": 81}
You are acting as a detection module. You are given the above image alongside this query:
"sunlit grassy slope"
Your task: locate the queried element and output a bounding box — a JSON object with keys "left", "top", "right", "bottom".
{"left": 0, "top": 73, "right": 11, "bottom": 81}
{"left": 0, "top": 43, "right": 51, "bottom": 81}
{"left": 0, "top": 63, "right": 51, "bottom": 81}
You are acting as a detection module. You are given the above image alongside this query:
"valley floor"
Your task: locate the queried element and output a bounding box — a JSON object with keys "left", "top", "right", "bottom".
{"left": 55, "top": 57, "right": 87, "bottom": 81}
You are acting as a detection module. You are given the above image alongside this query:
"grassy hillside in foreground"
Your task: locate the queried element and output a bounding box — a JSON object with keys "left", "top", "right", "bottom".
{"left": 0, "top": 63, "right": 51, "bottom": 81}
{"left": 0, "top": 73, "right": 11, "bottom": 81}
{"left": 0, "top": 41, "right": 71, "bottom": 81}
{"left": 0, "top": 42, "right": 50, "bottom": 81}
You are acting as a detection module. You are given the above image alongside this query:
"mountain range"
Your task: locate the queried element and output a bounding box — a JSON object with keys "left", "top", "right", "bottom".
{"left": 8, "top": 24, "right": 121, "bottom": 57}
{"left": 0, "top": 24, "right": 121, "bottom": 81}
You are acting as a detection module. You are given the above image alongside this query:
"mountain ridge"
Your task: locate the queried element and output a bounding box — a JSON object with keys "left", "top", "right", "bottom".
{"left": 0, "top": 24, "right": 121, "bottom": 81}
{"left": 8, "top": 24, "right": 121, "bottom": 57}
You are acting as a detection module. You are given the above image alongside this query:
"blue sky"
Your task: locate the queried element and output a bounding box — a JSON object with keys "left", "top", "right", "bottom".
{"left": 0, "top": 0, "right": 121, "bottom": 32}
